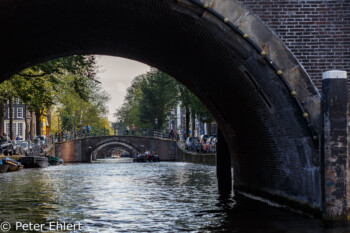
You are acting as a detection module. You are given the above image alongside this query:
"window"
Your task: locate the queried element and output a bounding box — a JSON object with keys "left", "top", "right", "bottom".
{"left": 5, "top": 123, "right": 10, "bottom": 136}
{"left": 8, "top": 108, "right": 15, "bottom": 119}
{"left": 18, "top": 123, "right": 23, "bottom": 138}
{"left": 13, "top": 123, "right": 17, "bottom": 136}
{"left": 17, "top": 108, "right": 23, "bottom": 119}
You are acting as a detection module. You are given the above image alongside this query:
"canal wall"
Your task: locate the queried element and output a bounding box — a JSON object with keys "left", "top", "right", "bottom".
{"left": 175, "top": 144, "right": 216, "bottom": 166}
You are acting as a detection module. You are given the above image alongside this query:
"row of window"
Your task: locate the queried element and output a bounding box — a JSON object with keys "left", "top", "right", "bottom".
{"left": 6, "top": 98, "right": 24, "bottom": 105}
{"left": 5, "top": 108, "right": 24, "bottom": 119}
{"left": 5, "top": 122, "right": 24, "bottom": 138}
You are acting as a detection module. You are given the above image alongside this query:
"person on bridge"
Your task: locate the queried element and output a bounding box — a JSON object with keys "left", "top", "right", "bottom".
{"left": 82, "top": 126, "right": 86, "bottom": 137}
{"left": 61, "top": 130, "right": 65, "bottom": 141}
{"left": 87, "top": 124, "right": 91, "bottom": 136}
{"left": 132, "top": 124, "right": 135, "bottom": 135}
{"left": 126, "top": 125, "right": 130, "bottom": 135}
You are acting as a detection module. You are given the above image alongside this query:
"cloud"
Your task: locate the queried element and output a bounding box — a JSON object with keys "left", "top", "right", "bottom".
{"left": 96, "top": 56, "right": 150, "bottom": 121}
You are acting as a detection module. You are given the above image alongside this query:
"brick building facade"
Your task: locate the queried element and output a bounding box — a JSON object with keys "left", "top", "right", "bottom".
{"left": 238, "top": 0, "right": 350, "bottom": 90}
{"left": 3, "top": 98, "right": 29, "bottom": 139}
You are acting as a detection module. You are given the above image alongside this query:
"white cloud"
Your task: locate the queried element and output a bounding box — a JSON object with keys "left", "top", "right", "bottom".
{"left": 96, "top": 56, "right": 150, "bottom": 122}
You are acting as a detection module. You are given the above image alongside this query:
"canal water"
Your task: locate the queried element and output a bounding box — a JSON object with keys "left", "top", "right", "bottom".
{"left": 0, "top": 159, "right": 349, "bottom": 232}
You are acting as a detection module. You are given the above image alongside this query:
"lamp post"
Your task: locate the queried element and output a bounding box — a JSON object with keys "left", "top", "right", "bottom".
{"left": 72, "top": 113, "right": 76, "bottom": 139}
{"left": 155, "top": 118, "right": 158, "bottom": 132}
{"left": 170, "top": 109, "right": 176, "bottom": 131}
{"left": 58, "top": 113, "right": 60, "bottom": 132}
{"left": 57, "top": 113, "right": 61, "bottom": 142}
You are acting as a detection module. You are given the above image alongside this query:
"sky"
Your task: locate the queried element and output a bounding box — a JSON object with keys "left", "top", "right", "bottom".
{"left": 96, "top": 56, "right": 150, "bottom": 122}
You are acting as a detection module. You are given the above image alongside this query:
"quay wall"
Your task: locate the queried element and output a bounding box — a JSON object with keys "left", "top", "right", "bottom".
{"left": 175, "top": 144, "right": 216, "bottom": 166}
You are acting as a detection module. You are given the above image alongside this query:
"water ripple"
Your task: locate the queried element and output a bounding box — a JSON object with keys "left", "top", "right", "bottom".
{"left": 0, "top": 159, "right": 349, "bottom": 232}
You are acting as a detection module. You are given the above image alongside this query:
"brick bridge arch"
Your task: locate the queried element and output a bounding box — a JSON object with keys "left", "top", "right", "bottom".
{"left": 55, "top": 135, "right": 177, "bottom": 163}
{"left": 91, "top": 141, "right": 139, "bottom": 160}
{"left": 2, "top": 0, "right": 325, "bottom": 212}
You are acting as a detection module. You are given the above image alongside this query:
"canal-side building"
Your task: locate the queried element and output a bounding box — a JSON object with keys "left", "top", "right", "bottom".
{"left": 40, "top": 108, "right": 51, "bottom": 137}
{"left": 2, "top": 99, "right": 52, "bottom": 139}
{"left": 3, "top": 98, "right": 35, "bottom": 140}
{"left": 173, "top": 105, "right": 218, "bottom": 137}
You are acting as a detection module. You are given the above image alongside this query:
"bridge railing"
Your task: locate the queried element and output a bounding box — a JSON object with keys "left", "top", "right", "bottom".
{"left": 52, "top": 127, "right": 176, "bottom": 142}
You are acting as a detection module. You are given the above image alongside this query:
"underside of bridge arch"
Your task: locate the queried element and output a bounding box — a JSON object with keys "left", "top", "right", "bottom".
{"left": 92, "top": 142, "right": 138, "bottom": 160}
{"left": 1, "top": 0, "right": 322, "bottom": 208}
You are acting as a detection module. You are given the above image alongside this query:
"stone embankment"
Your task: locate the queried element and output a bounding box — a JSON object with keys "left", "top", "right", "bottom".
{"left": 175, "top": 143, "right": 215, "bottom": 166}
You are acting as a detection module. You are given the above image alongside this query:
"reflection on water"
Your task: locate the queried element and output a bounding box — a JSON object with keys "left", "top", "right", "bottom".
{"left": 0, "top": 159, "right": 349, "bottom": 232}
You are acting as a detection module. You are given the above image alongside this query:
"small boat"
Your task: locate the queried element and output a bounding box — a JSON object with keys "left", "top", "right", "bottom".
{"left": 47, "top": 155, "right": 60, "bottom": 165}
{"left": 19, "top": 156, "right": 49, "bottom": 168}
{"left": 0, "top": 165, "right": 9, "bottom": 173}
{"left": 133, "top": 152, "right": 160, "bottom": 163}
{"left": 0, "top": 160, "right": 9, "bottom": 173}
{"left": 111, "top": 154, "right": 120, "bottom": 159}
{"left": 120, "top": 152, "right": 131, "bottom": 158}
{"left": 59, "top": 159, "right": 64, "bottom": 165}
{"left": 2, "top": 157, "right": 23, "bottom": 172}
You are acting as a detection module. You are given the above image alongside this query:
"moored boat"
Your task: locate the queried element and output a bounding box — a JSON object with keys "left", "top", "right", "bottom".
{"left": 0, "top": 164, "right": 9, "bottom": 173}
{"left": 3, "top": 157, "right": 23, "bottom": 172}
{"left": 133, "top": 151, "right": 160, "bottom": 163}
{"left": 19, "top": 156, "right": 49, "bottom": 168}
{"left": 0, "top": 160, "right": 9, "bottom": 173}
{"left": 47, "top": 155, "right": 60, "bottom": 165}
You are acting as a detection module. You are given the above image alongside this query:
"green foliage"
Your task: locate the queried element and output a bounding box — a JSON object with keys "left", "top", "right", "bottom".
{"left": 0, "top": 55, "right": 110, "bottom": 135}
{"left": 54, "top": 75, "right": 110, "bottom": 133}
{"left": 139, "top": 69, "right": 178, "bottom": 129}
{"left": 1, "top": 55, "right": 99, "bottom": 115}
{"left": 115, "top": 69, "right": 213, "bottom": 131}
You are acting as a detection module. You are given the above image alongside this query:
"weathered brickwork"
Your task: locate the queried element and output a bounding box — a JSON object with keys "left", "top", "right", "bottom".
{"left": 238, "top": 0, "right": 350, "bottom": 90}
{"left": 1, "top": 0, "right": 343, "bottom": 213}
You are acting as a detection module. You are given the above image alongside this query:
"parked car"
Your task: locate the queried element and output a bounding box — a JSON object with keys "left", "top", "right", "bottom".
{"left": 12, "top": 140, "right": 22, "bottom": 155}
{"left": 33, "top": 138, "right": 42, "bottom": 155}
{"left": 0, "top": 136, "right": 14, "bottom": 156}
{"left": 34, "top": 135, "right": 48, "bottom": 148}
{"left": 18, "top": 140, "right": 33, "bottom": 156}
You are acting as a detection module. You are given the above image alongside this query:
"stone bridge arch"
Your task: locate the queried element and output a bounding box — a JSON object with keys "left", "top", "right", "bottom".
{"left": 91, "top": 141, "right": 139, "bottom": 160}
{"left": 2, "top": 0, "right": 324, "bottom": 212}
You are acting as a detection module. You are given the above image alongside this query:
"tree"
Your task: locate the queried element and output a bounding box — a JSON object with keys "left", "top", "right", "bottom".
{"left": 0, "top": 55, "right": 100, "bottom": 138}
{"left": 177, "top": 85, "right": 191, "bottom": 137}
{"left": 114, "top": 68, "right": 212, "bottom": 135}
{"left": 187, "top": 92, "right": 213, "bottom": 135}
{"left": 55, "top": 74, "right": 111, "bottom": 134}
{"left": 114, "top": 75, "right": 145, "bottom": 128}
{"left": 138, "top": 69, "right": 178, "bottom": 129}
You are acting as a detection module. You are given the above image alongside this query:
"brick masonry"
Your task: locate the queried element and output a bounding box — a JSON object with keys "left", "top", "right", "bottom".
{"left": 55, "top": 136, "right": 177, "bottom": 163}
{"left": 1, "top": 0, "right": 345, "bottom": 213}
{"left": 321, "top": 76, "right": 348, "bottom": 217}
{"left": 238, "top": 0, "right": 350, "bottom": 91}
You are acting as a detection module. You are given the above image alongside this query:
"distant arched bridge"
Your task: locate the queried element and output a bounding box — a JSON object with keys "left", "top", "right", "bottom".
{"left": 55, "top": 135, "right": 178, "bottom": 163}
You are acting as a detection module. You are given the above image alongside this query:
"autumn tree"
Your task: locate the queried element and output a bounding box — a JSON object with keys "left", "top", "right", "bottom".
{"left": 0, "top": 55, "right": 99, "bottom": 139}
